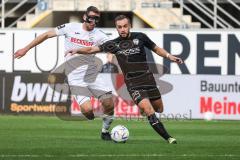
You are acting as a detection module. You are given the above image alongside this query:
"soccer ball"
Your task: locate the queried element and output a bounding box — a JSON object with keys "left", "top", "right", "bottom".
{"left": 111, "top": 125, "right": 129, "bottom": 143}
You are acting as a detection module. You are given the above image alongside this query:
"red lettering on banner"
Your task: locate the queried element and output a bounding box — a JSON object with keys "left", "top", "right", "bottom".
{"left": 200, "top": 96, "right": 212, "bottom": 112}
{"left": 71, "top": 97, "right": 81, "bottom": 111}
{"left": 71, "top": 96, "right": 140, "bottom": 116}
{"left": 200, "top": 96, "right": 240, "bottom": 115}
{"left": 228, "top": 102, "right": 237, "bottom": 114}
{"left": 115, "top": 98, "right": 140, "bottom": 116}
{"left": 214, "top": 102, "right": 222, "bottom": 114}
{"left": 121, "top": 100, "right": 128, "bottom": 112}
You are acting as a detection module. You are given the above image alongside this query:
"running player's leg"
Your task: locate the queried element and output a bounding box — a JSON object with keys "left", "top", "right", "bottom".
{"left": 151, "top": 98, "right": 164, "bottom": 113}
{"left": 66, "top": 61, "right": 96, "bottom": 120}
{"left": 99, "top": 93, "right": 114, "bottom": 140}
{"left": 138, "top": 98, "right": 176, "bottom": 143}
{"left": 89, "top": 75, "right": 115, "bottom": 140}
{"left": 145, "top": 86, "right": 163, "bottom": 118}
{"left": 146, "top": 88, "right": 177, "bottom": 143}
{"left": 74, "top": 95, "right": 94, "bottom": 120}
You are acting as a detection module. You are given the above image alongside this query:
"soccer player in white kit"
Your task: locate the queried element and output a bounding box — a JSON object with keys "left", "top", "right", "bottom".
{"left": 14, "top": 6, "right": 114, "bottom": 140}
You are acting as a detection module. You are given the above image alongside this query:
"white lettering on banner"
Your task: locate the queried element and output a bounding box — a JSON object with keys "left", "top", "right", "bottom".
{"left": 11, "top": 76, "right": 26, "bottom": 102}
{"left": 27, "top": 83, "right": 48, "bottom": 102}
{"left": 11, "top": 76, "right": 68, "bottom": 102}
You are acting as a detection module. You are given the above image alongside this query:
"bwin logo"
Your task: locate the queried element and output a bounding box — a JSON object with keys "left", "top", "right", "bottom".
{"left": 11, "top": 76, "right": 69, "bottom": 102}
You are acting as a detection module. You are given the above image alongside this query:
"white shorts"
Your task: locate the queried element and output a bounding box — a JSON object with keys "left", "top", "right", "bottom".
{"left": 67, "top": 64, "right": 112, "bottom": 105}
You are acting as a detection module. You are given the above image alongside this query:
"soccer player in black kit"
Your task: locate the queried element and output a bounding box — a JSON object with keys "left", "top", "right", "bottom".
{"left": 67, "top": 15, "right": 183, "bottom": 144}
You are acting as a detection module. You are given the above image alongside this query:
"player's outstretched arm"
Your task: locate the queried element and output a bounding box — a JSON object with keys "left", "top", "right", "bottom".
{"left": 153, "top": 46, "right": 183, "bottom": 64}
{"left": 66, "top": 46, "right": 101, "bottom": 56}
{"left": 14, "top": 29, "right": 57, "bottom": 59}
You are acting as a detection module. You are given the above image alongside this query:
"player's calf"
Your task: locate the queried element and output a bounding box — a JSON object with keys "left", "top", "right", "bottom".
{"left": 150, "top": 98, "right": 164, "bottom": 113}
{"left": 100, "top": 94, "right": 115, "bottom": 140}
{"left": 101, "top": 97, "right": 114, "bottom": 116}
{"left": 138, "top": 99, "right": 176, "bottom": 143}
{"left": 80, "top": 101, "right": 95, "bottom": 120}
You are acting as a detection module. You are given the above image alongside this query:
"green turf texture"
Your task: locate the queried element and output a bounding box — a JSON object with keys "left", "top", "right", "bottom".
{"left": 0, "top": 115, "right": 239, "bottom": 160}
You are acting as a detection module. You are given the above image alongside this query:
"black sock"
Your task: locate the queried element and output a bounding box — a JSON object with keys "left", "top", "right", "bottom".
{"left": 148, "top": 114, "right": 171, "bottom": 140}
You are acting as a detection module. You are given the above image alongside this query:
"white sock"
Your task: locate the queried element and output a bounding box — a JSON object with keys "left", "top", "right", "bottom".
{"left": 155, "top": 112, "right": 160, "bottom": 119}
{"left": 102, "top": 114, "right": 114, "bottom": 133}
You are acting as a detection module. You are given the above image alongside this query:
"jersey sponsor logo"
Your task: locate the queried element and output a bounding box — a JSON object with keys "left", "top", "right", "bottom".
{"left": 70, "top": 37, "right": 94, "bottom": 46}
{"left": 117, "top": 47, "right": 141, "bottom": 56}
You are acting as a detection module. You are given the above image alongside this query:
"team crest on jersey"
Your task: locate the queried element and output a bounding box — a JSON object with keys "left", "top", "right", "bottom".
{"left": 133, "top": 39, "right": 139, "bottom": 45}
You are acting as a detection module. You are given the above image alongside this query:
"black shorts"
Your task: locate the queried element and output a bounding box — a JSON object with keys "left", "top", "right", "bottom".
{"left": 125, "top": 71, "right": 161, "bottom": 104}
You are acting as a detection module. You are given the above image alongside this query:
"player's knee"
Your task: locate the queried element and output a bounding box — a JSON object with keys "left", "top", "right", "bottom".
{"left": 152, "top": 101, "right": 164, "bottom": 113}
{"left": 103, "top": 100, "right": 114, "bottom": 109}
{"left": 102, "top": 99, "right": 114, "bottom": 115}
{"left": 138, "top": 99, "right": 155, "bottom": 116}
{"left": 103, "top": 104, "right": 114, "bottom": 115}
{"left": 140, "top": 105, "right": 154, "bottom": 116}
{"left": 81, "top": 105, "right": 92, "bottom": 113}
{"left": 100, "top": 93, "right": 114, "bottom": 115}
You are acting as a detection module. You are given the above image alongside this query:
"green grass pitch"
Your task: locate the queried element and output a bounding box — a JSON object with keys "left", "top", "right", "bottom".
{"left": 0, "top": 115, "right": 239, "bottom": 160}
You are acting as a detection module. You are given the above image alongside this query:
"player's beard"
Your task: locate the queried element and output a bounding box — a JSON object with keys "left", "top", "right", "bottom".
{"left": 88, "top": 25, "right": 95, "bottom": 30}
{"left": 119, "top": 31, "right": 130, "bottom": 39}
{"left": 85, "top": 23, "right": 96, "bottom": 31}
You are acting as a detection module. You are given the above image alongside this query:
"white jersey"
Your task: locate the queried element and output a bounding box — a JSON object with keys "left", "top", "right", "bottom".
{"left": 55, "top": 22, "right": 108, "bottom": 52}
{"left": 54, "top": 23, "right": 111, "bottom": 105}
{"left": 55, "top": 22, "right": 109, "bottom": 84}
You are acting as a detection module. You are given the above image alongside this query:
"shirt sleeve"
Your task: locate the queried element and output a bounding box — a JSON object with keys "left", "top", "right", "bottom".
{"left": 54, "top": 23, "right": 71, "bottom": 36}
{"left": 141, "top": 33, "right": 156, "bottom": 50}
{"left": 99, "top": 40, "right": 118, "bottom": 53}
{"left": 96, "top": 30, "right": 110, "bottom": 46}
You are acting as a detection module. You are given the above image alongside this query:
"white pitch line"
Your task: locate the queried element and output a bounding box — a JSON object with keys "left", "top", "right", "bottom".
{"left": 0, "top": 154, "right": 240, "bottom": 158}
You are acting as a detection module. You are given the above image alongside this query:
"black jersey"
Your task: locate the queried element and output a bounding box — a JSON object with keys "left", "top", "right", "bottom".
{"left": 99, "top": 32, "right": 156, "bottom": 78}
{"left": 99, "top": 32, "right": 160, "bottom": 104}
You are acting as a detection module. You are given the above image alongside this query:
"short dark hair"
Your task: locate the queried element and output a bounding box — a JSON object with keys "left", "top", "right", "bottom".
{"left": 114, "top": 15, "right": 131, "bottom": 24}
{"left": 86, "top": 6, "right": 100, "bottom": 15}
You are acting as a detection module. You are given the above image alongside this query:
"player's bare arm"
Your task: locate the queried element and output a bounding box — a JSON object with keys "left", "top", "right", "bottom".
{"left": 66, "top": 46, "right": 101, "bottom": 56}
{"left": 153, "top": 46, "right": 183, "bottom": 64}
{"left": 14, "top": 29, "right": 57, "bottom": 59}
